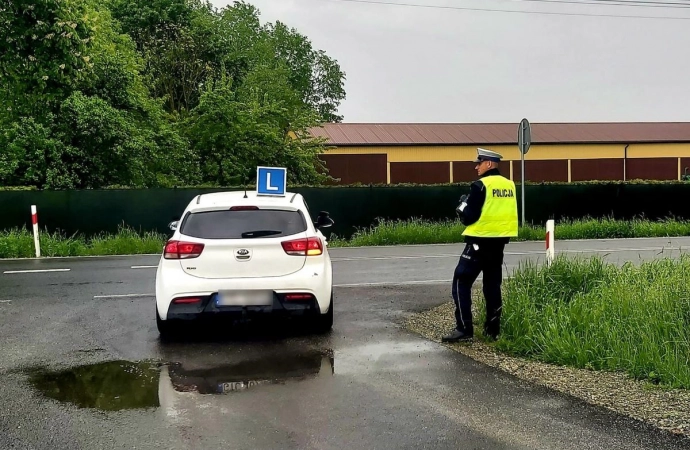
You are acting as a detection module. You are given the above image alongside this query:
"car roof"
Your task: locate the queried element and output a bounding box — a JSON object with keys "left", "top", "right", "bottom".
{"left": 188, "top": 191, "right": 305, "bottom": 209}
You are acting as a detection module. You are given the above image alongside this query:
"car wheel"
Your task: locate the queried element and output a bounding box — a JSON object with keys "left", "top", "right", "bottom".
{"left": 156, "top": 307, "right": 178, "bottom": 339}
{"left": 313, "top": 293, "right": 333, "bottom": 333}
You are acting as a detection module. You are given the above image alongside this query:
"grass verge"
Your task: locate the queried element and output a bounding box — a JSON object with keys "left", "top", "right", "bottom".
{"left": 0, "top": 226, "right": 167, "bottom": 259}
{"left": 1, "top": 216, "right": 690, "bottom": 258}
{"left": 328, "top": 216, "right": 690, "bottom": 247}
{"left": 496, "top": 255, "right": 690, "bottom": 389}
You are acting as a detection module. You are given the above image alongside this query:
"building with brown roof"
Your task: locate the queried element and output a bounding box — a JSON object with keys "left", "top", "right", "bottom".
{"left": 309, "top": 122, "right": 690, "bottom": 184}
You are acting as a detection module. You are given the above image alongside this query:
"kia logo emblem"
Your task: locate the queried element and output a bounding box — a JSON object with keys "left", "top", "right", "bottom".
{"left": 237, "top": 249, "right": 249, "bottom": 256}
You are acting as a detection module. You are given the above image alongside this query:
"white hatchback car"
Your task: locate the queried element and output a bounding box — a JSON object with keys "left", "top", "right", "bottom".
{"left": 155, "top": 190, "right": 334, "bottom": 337}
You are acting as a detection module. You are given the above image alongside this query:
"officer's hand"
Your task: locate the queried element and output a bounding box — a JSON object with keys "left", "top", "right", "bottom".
{"left": 456, "top": 195, "right": 468, "bottom": 214}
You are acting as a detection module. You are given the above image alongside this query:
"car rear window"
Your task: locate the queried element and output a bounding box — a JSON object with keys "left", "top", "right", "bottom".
{"left": 180, "top": 209, "right": 307, "bottom": 239}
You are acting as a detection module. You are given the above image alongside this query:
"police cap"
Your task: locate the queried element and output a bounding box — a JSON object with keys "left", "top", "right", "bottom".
{"left": 473, "top": 148, "right": 503, "bottom": 163}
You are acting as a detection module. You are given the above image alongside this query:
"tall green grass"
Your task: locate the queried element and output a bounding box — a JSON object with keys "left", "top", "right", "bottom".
{"left": 496, "top": 255, "right": 690, "bottom": 389}
{"left": 330, "top": 216, "right": 690, "bottom": 247}
{"left": 0, "top": 226, "right": 166, "bottom": 259}
{"left": 2, "top": 216, "right": 690, "bottom": 258}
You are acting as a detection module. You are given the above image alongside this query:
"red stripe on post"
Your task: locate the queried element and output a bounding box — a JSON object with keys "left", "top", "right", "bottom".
{"left": 32, "top": 214, "right": 38, "bottom": 225}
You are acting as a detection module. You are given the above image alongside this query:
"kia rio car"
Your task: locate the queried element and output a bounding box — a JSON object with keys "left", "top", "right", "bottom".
{"left": 155, "top": 190, "right": 334, "bottom": 337}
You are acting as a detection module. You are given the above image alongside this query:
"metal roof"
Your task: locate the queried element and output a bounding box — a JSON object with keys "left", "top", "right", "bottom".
{"left": 308, "top": 122, "right": 690, "bottom": 146}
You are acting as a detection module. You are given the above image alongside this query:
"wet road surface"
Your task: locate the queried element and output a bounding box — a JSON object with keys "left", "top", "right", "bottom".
{"left": 1, "top": 238, "right": 690, "bottom": 449}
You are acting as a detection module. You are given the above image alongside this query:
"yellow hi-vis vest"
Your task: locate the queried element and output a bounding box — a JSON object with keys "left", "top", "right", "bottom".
{"left": 462, "top": 175, "right": 519, "bottom": 238}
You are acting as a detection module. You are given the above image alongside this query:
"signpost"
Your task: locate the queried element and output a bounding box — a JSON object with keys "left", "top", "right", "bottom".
{"left": 517, "top": 118, "right": 531, "bottom": 227}
{"left": 256, "top": 166, "right": 287, "bottom": 197}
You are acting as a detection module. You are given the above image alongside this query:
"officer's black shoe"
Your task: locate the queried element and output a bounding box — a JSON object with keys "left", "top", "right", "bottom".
{"left": 484, "top": 324, "right": 499, "bottom": 341}
{"left": 441, "top": 329, "right": 473, "bottom": 343}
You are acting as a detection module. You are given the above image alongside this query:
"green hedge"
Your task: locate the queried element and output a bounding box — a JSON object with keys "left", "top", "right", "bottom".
{"left": 3, "top": 182, "right": 690, "bottom": 239}
{"left": 2, "top": 179, "right": 690, "bottom": 191}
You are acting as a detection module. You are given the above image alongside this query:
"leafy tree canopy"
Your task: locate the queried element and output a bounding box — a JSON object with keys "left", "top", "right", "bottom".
{"left": 0, "top": 0, "right": 346, "bottom": 189}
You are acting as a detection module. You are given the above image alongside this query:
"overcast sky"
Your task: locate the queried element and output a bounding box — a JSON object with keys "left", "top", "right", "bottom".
{"left": 210, "top": 0, "right": 690, "bottom": 124}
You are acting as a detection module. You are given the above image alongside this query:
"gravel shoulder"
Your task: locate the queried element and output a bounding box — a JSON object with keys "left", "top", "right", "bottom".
{"left": 403, "top": 300, "right": 690, "bottom": 439}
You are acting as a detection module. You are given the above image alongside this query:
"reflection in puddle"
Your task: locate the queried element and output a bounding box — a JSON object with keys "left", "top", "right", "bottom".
{"left": 28, "top": 360, "right": 161, "bottom": 411}
{"left": 27, "top": 350, "right": 334, "bottom": 411}
{"left": 167, "top": 351, "right": 334, "bottom": 395}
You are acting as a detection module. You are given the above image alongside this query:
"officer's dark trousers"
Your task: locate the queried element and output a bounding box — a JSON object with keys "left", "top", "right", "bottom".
{"left": 451, "top": 241, "right": 505, "bottom": 337}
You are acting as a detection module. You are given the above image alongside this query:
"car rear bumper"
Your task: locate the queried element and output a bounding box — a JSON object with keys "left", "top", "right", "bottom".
{"left": 165, "top": 292, "right": 322, "bottom": 321}
{"left": 155, "top": 257, "right": 332, "bottom": 320}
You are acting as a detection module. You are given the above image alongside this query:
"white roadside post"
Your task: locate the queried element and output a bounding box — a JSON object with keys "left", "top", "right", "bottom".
{"left": 546, "top": 219, "right": 555, "bottom": 266}
{"left": 31, "top": 205, "right": 41, "bottom": 258}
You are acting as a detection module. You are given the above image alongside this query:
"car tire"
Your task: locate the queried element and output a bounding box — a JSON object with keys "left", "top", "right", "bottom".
{"left": 156, "top": 307, "right": 178, "bottom": 339}
{"left": 313, "top": 293, "right": 333, "bottom": 333}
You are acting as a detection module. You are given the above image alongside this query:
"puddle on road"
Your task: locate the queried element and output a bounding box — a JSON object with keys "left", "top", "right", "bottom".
{"left": 27, "top": 350, "right": 334, "bottom": 412}
{"left": 28, "top": 360, "right": 162, "bottom": 411}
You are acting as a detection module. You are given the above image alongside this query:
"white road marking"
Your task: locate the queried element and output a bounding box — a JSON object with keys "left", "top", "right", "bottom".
{"left": 0, "top": 300, "right": 11, "bottom": 304}
{"left": 94, "top": 293, "right": 153, "bottom": 299}
{"left": 3, "top": 269, "right": 71, "bottom": 274}
{"left": 334, "top": 279, "right": 452, "bottom": 287}
{"left": 333, "top": 252, "right": 550, "bottom": 261}
{"left": 333, "top": 255, "right": 458, "bottom": 262}
{"left": 333, "top": 246, "right": 686, "bottom": 262}
{"left": 327, "top": 236, "right": 690, "bottom": 250}
{"left": 131, "top": 265, "right": 157, "bottom": 269}
{"left": 559, "top": 247, "right": 687, "bottom": 253}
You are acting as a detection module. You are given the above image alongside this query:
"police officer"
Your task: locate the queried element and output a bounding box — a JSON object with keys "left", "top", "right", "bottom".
{"left": 442, "top": 148, "right": 518, "bottom": 343}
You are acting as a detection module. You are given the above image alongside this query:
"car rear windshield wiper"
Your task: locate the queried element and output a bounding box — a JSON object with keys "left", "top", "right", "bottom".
{"left": 241, "top": 230, "right": 283, "bottom": 238}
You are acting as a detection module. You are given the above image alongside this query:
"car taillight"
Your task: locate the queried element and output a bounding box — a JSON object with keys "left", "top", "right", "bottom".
{"left": 281, "top": 237, "right": 323, "bottom": 256}
{"left": 284, "top": 293, "right": 314, "bottom": 301}
{"left": 172, "top": 297, "right": 202, "bottom": 304}
{"left": 164, "top": 240, "right": 205, "bottom": 259}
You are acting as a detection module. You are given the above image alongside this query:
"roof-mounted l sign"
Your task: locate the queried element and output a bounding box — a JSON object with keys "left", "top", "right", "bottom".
{"left": 256, "top": 166, "right": 287, "bottom": 197}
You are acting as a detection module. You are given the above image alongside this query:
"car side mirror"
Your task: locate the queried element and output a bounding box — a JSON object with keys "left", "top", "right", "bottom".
{"left": 168, "top": 221, "right": 179, "bottom": 231}
{"left": 315, "top": 211, "right": 334, "bottom": 229}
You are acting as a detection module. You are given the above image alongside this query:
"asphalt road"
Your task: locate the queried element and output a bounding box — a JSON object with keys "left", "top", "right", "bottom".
{"left": 1, "top": 237, "right": 689, "bottom": 449}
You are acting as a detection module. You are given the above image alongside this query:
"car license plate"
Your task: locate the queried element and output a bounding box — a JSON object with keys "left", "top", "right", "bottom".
{"left": 216, "top": 290, "right": 273, "bottom": 306}
{"left": 218, "top": 380, "right": 271, "bottom": 393}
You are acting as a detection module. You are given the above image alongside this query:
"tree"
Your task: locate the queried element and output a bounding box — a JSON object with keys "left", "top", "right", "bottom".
{"left": 184, "top": 69, "right": 329, "bottom": 186}
{"left": 105, "top": 0, "right": 346, "bottom": 122}
{"left": 0, "top": 0, "right": 95, "bottom": 119}
{"left": 107, "top": 0, "right": 194, "bottom": 51}
{"left": 0, "top": 116, "right": 73, "bottom": 188}
{"left": 264, "top": 20, "right": 346, "bottom": 122}
{"left": 109, "top": 0, "right": 219, "bottom": 115}
{"left": 0, "top": 0, "right": 345, "bottom": 189}
{"left": 0, "top": 0, "right": 198, "bottom": 189}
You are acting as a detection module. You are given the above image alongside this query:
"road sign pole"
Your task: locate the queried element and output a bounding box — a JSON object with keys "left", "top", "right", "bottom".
{"left": 521, "top": 144, "right": 525, "bottom": 228}
{"left": 517, "top": 118, "right": 531, "bottom": 229}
